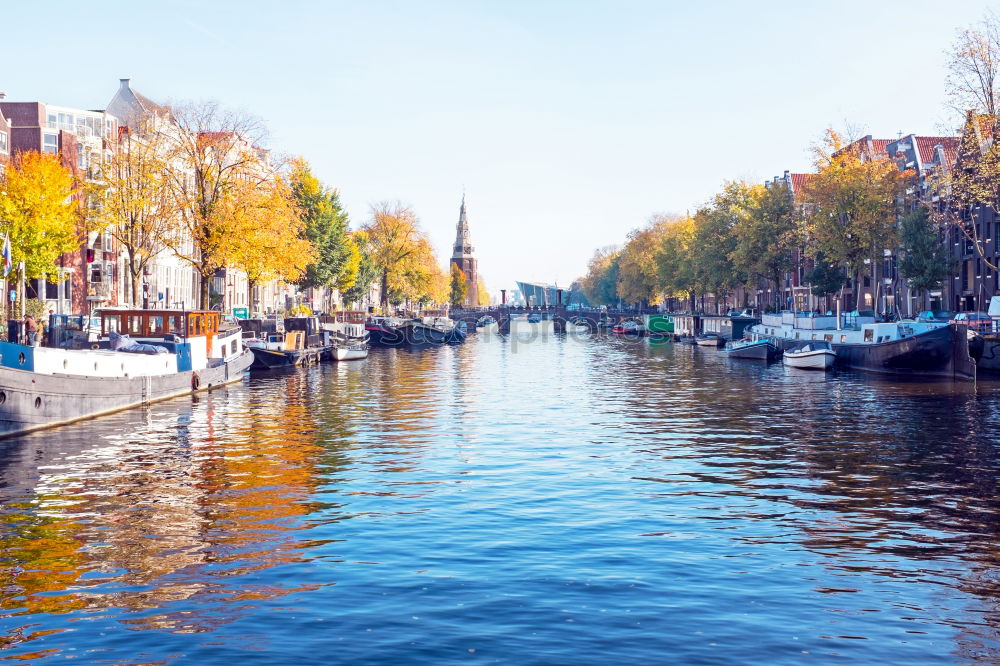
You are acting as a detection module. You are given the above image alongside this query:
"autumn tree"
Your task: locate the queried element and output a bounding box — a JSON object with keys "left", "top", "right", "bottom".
{"left": 690, "top": 182, "right": 755, "bottom": 311}
{"left": 163, "top": 101, "right": 272, "bottom": 309}
{"left": 933, "top": 13, "right": 1000, "bottom": 271}
{"left": 655, "top": 216, "right": 697, "bottom": 309}
{"left": 0, "top": 152, "right": 80, "bottom": 281}
{"left": 803, "top": 130, "right": 907, "bottom": 309}
{"left": 289, "top": 159, "right": 353, "bottom": 296}
{"left": 477, "top": 277, "right": 491, "bottom": 306}
{"left": 945, "top": 12, "right": 1000, "bottom": 119}
{"left": 362, "top": 202, "right": 437, "bottom": 309}
{"left": 342, "top": 231, "right": 379, "bottom": 308}
{"left": 99, "top": 118, "right": 178, "bottom": 306}
{"left": 730, "top": 182, "right": 799, "bottom": 310}
{"left": 450, "top": 264, "right": 468, "bottom": 307}
{"left": 581, "top": 245, "right": 621, "bottom": 305}
{"left": 617, "top": 216, "right": 672, "bottom": 306}
{"left": 218, "top": 175, "right": 315, "bottom": 308}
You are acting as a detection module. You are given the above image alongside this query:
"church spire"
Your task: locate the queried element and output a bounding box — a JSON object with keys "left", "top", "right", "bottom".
{"left": 453, "top": 194, "right": 474, "bottom": 258}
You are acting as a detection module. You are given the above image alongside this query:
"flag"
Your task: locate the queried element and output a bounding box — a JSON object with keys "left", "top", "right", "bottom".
{"left": 1, "top": 234, "right": 10, "bottom": 278}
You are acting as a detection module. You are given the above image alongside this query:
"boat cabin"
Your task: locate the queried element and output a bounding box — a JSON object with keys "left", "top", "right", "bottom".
{"left": 701, "top": 313, "right": 759, "bottom": 341}
{"left": 96, "top": 309, "right": 243, "bottom": 370}
{"left": 672, "top": 313, "right": 701, "bottom": 337}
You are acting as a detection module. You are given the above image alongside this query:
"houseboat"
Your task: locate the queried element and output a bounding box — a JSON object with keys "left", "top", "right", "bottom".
{"left": 0, "top": 309, "right": 252, "bottom": 437}
{"left": 701, "top": 312, "right": 759, "bottom": 342}
{"left": 751, "top": 311, "right": 975, "bottom": 381}
{"left": 672, "top": 313, "right": 701, "bottom": 343}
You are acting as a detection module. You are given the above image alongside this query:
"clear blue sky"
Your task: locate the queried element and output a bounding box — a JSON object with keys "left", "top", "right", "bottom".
{"left": 4, "top": 0, "right": 995, "bottom": 294}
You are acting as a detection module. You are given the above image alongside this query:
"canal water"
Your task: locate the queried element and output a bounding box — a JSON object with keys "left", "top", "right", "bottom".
{"left": 2, "top": 324, "right": 1000, "bottom": 664}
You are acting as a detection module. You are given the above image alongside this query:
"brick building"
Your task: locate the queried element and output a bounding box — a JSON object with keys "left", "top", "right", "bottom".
{"left": 0, "top": 99, "right": 120, "bottom": 313}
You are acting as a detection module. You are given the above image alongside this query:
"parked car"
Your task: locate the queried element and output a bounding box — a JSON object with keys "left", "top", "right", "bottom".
{"left": 950, "top": 311, "right": 994, "bottom": 332}
{"left": 915, "top": 310, "right": 955, "bottom": 323}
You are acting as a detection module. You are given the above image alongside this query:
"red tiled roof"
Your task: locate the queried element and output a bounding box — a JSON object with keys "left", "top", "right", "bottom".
{"left": 914, "top": 136, "right": 958, "bottom": 169}
{"left": 870, "top": 138, "right": 891, "bottom": 155}
{"left": 790, "top": 173, "right": 814, "bottom": 194}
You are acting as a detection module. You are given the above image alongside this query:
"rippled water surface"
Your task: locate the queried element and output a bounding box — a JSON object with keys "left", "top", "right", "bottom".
{"left": 3, "top": 326, "right": 1000, "bottom": 664}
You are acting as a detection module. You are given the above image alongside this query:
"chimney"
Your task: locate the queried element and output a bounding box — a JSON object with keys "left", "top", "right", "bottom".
{"left": 119, "top": 78, "right": 131, "bottom": 90}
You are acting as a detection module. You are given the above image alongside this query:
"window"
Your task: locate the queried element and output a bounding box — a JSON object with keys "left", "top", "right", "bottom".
{"left": 0, "top": 131, "right": 7, "bottom": 154}
{"left": 47, "top": 113, "right": 57, "bottom": 129}
{"left": 824, "top": 334, "right": 833, "bottom": 342}
{"left": 864, "top": 329, "right": 874, "bottom": 342}
{"left": 43, "top": 134, "right": 59, "bottom": 154}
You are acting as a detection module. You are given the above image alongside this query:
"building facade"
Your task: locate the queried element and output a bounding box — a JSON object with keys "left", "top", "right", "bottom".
{"left": 0, "top": 99, "right": 121, "bottom": 313}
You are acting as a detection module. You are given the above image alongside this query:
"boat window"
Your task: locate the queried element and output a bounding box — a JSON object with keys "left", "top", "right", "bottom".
{"left": 794, "top": 332, "right": 800, "bottom": 339}
{"left": 841, "top": 334, "right": 847, "bottom": 343}
{"left": 128, "top": 315, "right": 143, "bottom": 335}
{"left": 824, "top": 334, "right": 833, "bottom": 342}
{"left": 864, "top": 329, "right": 874, "bottom": 342}
{"left": 811, "top": 334, "right": 817, "bottom": 340}
{"left": 103, "top": 314, "right": 121, "bottom": 335}
{"left": 167, "top": 315, "right": 184, "bottom": 336}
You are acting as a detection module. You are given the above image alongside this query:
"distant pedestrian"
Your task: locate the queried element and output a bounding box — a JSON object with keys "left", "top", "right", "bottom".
{"left": 24, "top": 315, "right": 38, "bottom": 346}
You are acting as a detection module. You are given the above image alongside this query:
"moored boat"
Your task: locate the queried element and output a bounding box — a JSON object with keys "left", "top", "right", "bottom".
{"left": 695, "top": 333, "right": 724, "bottom": 347}
{"left": 783, "top": 343, "right": 836, "bottom": 370}
{"left": 722, "top": 338, "right": 779, "bottom": 360}
{"left": 612, "top": 319, "right": 648, "bottom": 336}
{"left": 752, "top": 311, "right": 975, "bottom": 381}
{"left": 0, "top": 309, "right": 252, "bottom": 438}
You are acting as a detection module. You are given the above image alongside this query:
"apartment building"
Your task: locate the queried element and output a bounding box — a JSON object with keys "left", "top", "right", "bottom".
{"left": 0, "top": 99, "right": 120, "bottom": 313}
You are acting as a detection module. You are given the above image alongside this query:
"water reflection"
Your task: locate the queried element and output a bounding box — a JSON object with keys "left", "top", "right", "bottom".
{"left": 0, "top": 336, "right": 999, "bottom": 662}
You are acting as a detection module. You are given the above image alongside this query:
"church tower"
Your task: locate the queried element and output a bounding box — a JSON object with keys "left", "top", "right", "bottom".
{"left": 450, "top": 195, "right": 478, "bottom": 307}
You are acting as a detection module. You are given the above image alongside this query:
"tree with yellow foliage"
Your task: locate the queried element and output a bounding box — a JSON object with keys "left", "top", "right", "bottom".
{"left": 363, "top": 202, "right": 439, "bottom": 309}
{"left": 164, "top": 101, "right": 273, "bottom": 309}
{"left": 449, "top": 264, "right": 468, "bottom": 307}
{"left": 477, "top": 277, "right": 490, "bottom": 306}
{"left": 0, "top": 152, "right": 80, "bottom": 280}
{"left": 217, "top": 175, "right": 315, "bottom": 308}
{"left": 99, "top": 118, "right": 178, "bottom": 306}
{"left": 803, "top": 129, "right": 908, "bottom": 309}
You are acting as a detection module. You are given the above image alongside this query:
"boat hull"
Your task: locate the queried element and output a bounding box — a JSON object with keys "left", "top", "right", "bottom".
{"left": 249, "top": 347, "right": 319, "bottom": 369}
{"left": 333, "top": 346, "right": 369, "bottom": 361}
{"left": 723, "top": 341, "right": 778, "bottom": 360}
{"left": 0, "top": 348, "right": 252, "bottom": 438}
{"left": 760, "top": 324, "right": 974, "bottom": 380}
{"left": 695, "top": 336, "right": 724, "bottom": 347}
{"left": 783, "top": 350, "right": 836, "bottom": 370}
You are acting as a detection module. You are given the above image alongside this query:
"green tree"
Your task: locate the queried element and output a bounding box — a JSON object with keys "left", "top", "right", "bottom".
{"left": 342, "top": 231, "right": 378, "bottom": 308}
{"left": 290, "top": 158, "right": 352, "bottom": 292}
{"left": 730, "top": 183, "right": 798, "bottom": 310}
{"left": 690, "top": 182, "right": 755, "bottom": 310}
{"left": 581, "top": 246, "right": 621, "bottom": 305}
{"left": 898, "top": 207, "right": 952, "bottom": 293}
{"left": 804, "top": 252, "right": 847, "bottom": 298}
{"left": 449, "top": 263, "right": 468, "bottom": 307}
{"left": 656, "top": 216, "right": 696, "bottom": 308}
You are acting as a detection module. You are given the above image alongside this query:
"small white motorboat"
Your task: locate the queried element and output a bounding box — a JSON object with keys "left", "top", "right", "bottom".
{"left": 782, "top": 342, "right": 836, "bottom": 370}
{"left": 332, "top": 342, "right": 369, "bottom": 361}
